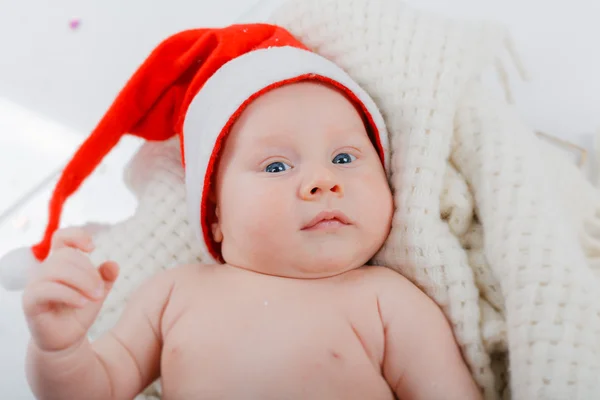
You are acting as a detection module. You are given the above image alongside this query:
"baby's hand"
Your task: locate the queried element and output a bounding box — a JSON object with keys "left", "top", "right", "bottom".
{"left": 22, "top": 227, "right": 119, "bottom": 353}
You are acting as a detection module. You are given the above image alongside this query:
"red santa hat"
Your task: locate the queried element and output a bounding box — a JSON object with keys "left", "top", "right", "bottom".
{"left": 0, "top": 23, "right": 388, "bottom": 290}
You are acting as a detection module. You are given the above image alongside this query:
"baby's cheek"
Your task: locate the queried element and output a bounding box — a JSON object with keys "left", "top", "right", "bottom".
{"left": 238, "top": 186, "right": 293, "bottom": 236}
{"left": 354, "top": 172, "right": 393, "bottom": 230}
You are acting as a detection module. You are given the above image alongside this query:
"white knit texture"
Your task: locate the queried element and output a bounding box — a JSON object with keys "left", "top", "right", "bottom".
{"left": 87, "top": 138, "right": 207, "bottom": 341}
{"left": 452, "top": 82, "right": 600, "bottom": 398}
{"left": 52, "top": 0, "right": 600, "bottom": 399}
{"left": 269, "top": 0, "right": 600, "bottom": 398}
{"left": 87, "top": 139, "right": 205, "bottom": 399}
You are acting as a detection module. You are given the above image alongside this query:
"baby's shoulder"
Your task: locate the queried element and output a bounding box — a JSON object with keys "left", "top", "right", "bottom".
{"left": 133, "top": 262, "right": 216, "bottom": 294}
{"left": 356, "top": 265, "right": 433, "bottom": 304}
{"left": 353, "top": 264, "right": 411, "bottom": 286}
{"left": 127, "top": 263, "right": 218, "bottom": 312}
{"left": 158, "top": 262, "right": 220, "bottom": 283}
{"left": 357, "top": 266, "right": 445, "bottom": 326}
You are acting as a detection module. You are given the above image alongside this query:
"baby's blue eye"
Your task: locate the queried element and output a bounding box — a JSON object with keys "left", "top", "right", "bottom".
{"left": 332, "top": 153, "right": 356, "bottom": 164}
{"left": 265, "top": 161, "right": 291, "bottom": 173}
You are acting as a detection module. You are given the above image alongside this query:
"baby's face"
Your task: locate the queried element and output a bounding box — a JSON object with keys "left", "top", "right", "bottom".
{"left": 213, "top": 81, "right": 393, "bottom": 278}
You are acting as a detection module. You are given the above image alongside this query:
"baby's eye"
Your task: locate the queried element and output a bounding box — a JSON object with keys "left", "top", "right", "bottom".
{"left": 265, "top": 161, "right": 291, "bottom": 173}
{"left": 332, "top": 153, "right": 356, "bottom": 164}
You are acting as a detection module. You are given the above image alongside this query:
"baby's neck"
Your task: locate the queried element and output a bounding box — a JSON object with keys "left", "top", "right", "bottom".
{"left": 220, "top": 262, "right": 357, "bottom": 280}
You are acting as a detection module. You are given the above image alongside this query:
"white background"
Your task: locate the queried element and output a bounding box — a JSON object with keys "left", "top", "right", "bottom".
{"left": 0, "top": 0, "right": 598, "bottom": 142}
{"left": 0, "top": 0, "right": 598, "bottom": 398}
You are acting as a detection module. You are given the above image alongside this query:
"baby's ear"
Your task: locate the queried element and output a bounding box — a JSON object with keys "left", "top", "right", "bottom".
{"left": 211, "top": 205, "right": 223, "bottom": 243}
{"left": 212, "top": 224, "right": 223, "bottom": 243}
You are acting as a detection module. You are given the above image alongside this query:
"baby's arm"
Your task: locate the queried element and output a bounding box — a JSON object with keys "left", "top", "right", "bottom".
{"left": 373, "top": 268, "right": 482, "bottom": 400}
{"left": 23, "top": 228, "right": 176, "bottom": 400}
{"left": 88, "top": 270, "right": 175, "bottom": 398}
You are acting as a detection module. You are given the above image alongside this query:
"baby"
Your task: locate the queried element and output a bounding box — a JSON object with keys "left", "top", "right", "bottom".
{"left": 23, "top": 80, "right": 480, "bottom": 400}
{"left": 17, "top": 24, "right": 481, "bottom": 400}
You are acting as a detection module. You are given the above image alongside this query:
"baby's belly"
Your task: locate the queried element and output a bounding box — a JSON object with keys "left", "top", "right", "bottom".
{"left": 159, "top": 314, "right": 394, "bottom": 399}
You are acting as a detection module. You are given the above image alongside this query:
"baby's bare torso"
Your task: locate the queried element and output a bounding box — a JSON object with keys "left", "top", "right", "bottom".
{"left": 158, "top": 264, "right": 395, "bottom": 400}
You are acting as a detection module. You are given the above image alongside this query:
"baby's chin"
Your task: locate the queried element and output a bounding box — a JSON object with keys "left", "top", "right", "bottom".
{"left": 296, "top": 253, "right": 370, "bottom": 278}
{"left": 220, "top": 237, "right": 380, "bottom": 279}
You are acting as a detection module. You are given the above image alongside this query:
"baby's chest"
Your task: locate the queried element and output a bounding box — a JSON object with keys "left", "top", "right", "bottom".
{"left": 160, "top": 292, "right": 385, "bottom": 389}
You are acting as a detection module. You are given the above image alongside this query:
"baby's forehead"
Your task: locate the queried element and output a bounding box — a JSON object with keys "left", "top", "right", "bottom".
{"left": 225, "top": 81, "right": 373, "bottom": 151}
{"left": 238, "top": 120, "right": 370, "bottom": 147}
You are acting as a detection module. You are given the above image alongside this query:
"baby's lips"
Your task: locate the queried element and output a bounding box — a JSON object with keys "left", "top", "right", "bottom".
{"left": 302, "top": 209, "right": 351, "bottom": 230}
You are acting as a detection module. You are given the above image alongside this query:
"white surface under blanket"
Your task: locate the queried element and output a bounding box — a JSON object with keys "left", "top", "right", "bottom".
{"left": 0, "top": 98, "right": 141, "bottom": 398}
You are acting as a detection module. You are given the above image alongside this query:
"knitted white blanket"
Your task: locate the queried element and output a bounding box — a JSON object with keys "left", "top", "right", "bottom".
{"left": 270, "top": 1, "right": 600, "bottom": 398}
{"left": 31, "top": 0, "right": 600, "bottom": 398}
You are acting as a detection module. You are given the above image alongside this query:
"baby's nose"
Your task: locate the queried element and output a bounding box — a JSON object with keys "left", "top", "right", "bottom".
{"left": 300, "top": 172, "right": 344, "bottom": 200}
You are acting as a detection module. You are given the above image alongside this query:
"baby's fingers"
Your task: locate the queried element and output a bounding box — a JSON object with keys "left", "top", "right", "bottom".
{"left": 51, "top": 227, "right": 94, "bottom": 253}
{"left": 98, "top": 261, "right": 119, "bottom": 284}
{"left": 38, "top": 261, "right": 104, "bottom": 302}
{"left": 22, "top": 281, "right": 88, "bottom": 317}
{"left": 95, "top": 261, "right": 119, "bottom": 299}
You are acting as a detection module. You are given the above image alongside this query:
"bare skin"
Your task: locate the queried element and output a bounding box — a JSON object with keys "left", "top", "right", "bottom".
{"left": 22, "top": 82, "right": 482, "bottom": 399}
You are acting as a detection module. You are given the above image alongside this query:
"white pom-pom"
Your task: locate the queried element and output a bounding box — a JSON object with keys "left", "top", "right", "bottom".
{"left": 0, "top": 247, "right": 41, "bottom": 291}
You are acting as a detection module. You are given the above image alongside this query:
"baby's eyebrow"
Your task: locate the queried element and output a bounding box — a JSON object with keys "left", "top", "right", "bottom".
{"left": 246, "top": 142, "right": 297, "bottom": 162}
{"left": 333, "top": 130, "right": 372, "bottom": 145}
{"left": 256, "top": 145, "right": 292, "bottom": 154}
{"left": 329, "top": 123, "right": 370, "bottom": 138}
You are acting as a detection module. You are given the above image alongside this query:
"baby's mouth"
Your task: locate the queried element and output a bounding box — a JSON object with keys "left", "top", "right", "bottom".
{"left": 302, "top": 210, "right": 351, "bottom": 231}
